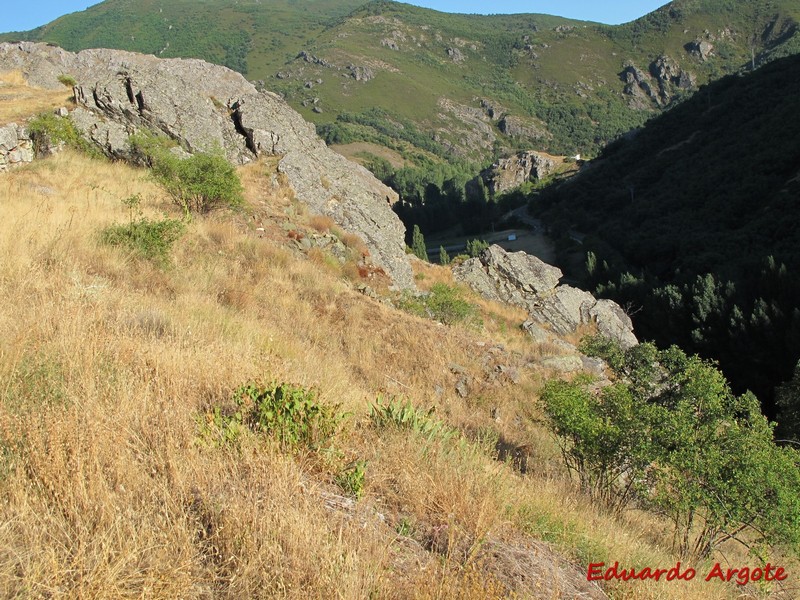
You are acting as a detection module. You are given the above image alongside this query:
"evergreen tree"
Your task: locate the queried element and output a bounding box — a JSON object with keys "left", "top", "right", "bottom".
{"left": 466, "top": 239, "right": 489, "bottom": 257}
{"left": 439, "top": 246, "right": 450, "bottom": 265}
{"left": 411, "top": 224, "right": 427, "bottom": 261}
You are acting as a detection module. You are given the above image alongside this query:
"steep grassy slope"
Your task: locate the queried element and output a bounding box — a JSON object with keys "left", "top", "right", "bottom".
{"left": 3, "top": 0, "right": 799, "bottom": 162}
{"left": 532, "top": 52, "right": 800, "bottom": 423}
{"left": 1, "top": 78, "right": 792, "bottom": 599}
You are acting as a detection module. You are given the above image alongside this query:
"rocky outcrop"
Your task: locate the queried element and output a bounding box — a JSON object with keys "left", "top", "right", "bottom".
{"left": 685, "top": 39, "right": 714, "bottom": 61}
{"left": 436, "top": 97, "right": 497, "bottom": 157}
{"left": 446, "top": 47, "right": 465, "bottom": 63}
{"left": 347, "top": 64, "right": 374, "bottom": 82}
{"left": 456, "top": 245, "right": 562, "bottom": 303}
{"left": 0, "top": 123, "right": 34, "bottom": 171}
{"left": 622, "top": 56, "right": 695, "bottom": 108}
{"left": 480, "top": 151, "right": 557, "bottom": 196}
{"left": 497, "top": 115, "right": 549, "bottom": 141}
{"left": 0, "top": 42, "right": 414, "bottom": 289}
{"left": 454, "top": 245, "right": 637, "bottom": 349}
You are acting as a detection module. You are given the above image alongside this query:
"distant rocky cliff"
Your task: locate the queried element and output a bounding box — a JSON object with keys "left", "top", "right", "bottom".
{"left": 0, "top": 42, "right": 414, "bottom": 289}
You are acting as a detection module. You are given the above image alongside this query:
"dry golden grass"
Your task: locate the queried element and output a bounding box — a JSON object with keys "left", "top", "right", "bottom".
{"left": 0, "top": 149, "right": 792, "bottom": 598}
{"left": 0, "top": 71, "right": 74, "bottom": 126}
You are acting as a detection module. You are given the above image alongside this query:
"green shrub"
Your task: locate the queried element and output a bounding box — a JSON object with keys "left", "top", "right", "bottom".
{"left": 465, "top": 238, "right": 489, "bottom": 257}
{"left": 154, "top": 151, "right": 244, "bottom": 214}
{"left": 233, "top": 383, "right": 344, "bottom": 452}
{"left": 578, "top": 334, "right": 625, "bottom": 371}
{"left": 196, "top": 405, "right": 244, "bottom": 449}
{"left": 57, "top": 74, "right": 77, "bottom": 88}
{"left": 129, "top": 130, "right": 244, "bottom": 214}
{"left": 335, "top": 460, "right": 367, "bottom": 499}
{"left": 542, "top": 344, "right": 800, "bottom": 559}
{"left": 27, "top": 111, "right": 93, "bottom": 156}
{"left": 398, "top": 283, "right": 480, "bottom": 327}
{"left": 540, "top": 380, "right": 641, "bottom": 513}
{"left": 100, "top": 217, "right": 185, "bottom": 265}
{"left": 370, "top": 396, "right": 455, "bottom": 441}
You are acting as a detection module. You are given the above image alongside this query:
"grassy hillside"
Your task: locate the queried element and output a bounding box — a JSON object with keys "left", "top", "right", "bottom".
{"left": 3, "top": 0, "right": 799, "bottom": 164}
{"left": 2, "top": 75, "right": 798, "bottom": 598}
{"left": 531, "top": 52, "right": 800, "bottom": 426}
{"left": 0, "top": 0, "right": 365, "bottom": 75}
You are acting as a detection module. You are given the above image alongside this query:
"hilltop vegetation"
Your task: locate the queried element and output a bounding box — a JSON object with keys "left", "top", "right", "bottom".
{"left": 3, "top": 0, "right": 800, "bottom": 166}
{"left": 530, "top": 52, "right": 800, "bottom": 432}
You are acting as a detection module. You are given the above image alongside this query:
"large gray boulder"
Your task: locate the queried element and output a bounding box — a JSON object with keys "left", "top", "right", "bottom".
{"left": 454, "top": 245, "right": 637, "bottom": 349}
{"left": 454, "top": 244, "right": 561, "bottom": 309}
{"left": 0, "top": 42, "right": 413, "bottom": 289}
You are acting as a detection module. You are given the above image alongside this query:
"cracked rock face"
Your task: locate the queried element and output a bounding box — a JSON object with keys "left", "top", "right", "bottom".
{"left": 0, "top": 42, "right": 413, "bottom": 289}
{"left": 454, "top": 245, "right": 637, "bottom": 349}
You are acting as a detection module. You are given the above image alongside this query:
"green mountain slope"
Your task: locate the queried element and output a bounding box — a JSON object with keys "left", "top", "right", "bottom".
{"left": 3, "top": 0, "right": 799, "bottom": 163}
{"left": 0, "top": 0, "right": 365, "bottom": 75}
{"left": 531, "top": 52, "right": 800, "bottom": 424}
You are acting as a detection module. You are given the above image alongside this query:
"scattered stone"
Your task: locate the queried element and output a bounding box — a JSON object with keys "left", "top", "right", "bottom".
{"left": 297, "top": 50, "right": 336, "bottom": 69}
{"left": 449, "top": 363, "right": 467, "bottom": 375}
{"left": 455, "top": 377, "right": 469, "bottom": 398}
{"left": 541, "top": 355, "right": 584, "bottom": 373}
{"left": 497, "top": 364, "right": 521, "bottom": 384}
{"left": 357, "top": 284, "right": 378, "bottom": 299}
{"left": 521, "top": 320, "right": 550, "bottom": 343}
{"left": 580, "top": 355, "right": 607, "bottom": 377}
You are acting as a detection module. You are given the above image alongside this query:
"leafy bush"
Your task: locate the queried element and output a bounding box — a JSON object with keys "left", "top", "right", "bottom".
{"left": 100, "top": 216, "right": 185, "bottom": 265}
{"left": 196, "top": 406, "right": 244, "bottom": 449}
{"left": 399, "top": 283, "right": 480, "bottom": 327}
{"left": 57, "top": 74, "right": 77, "bottom": 88}
{"left": 335, "top": 460, "right": 367, "bottom": 499}
{"left": 578, "top": 334, "right": 625, "bottom": 372}
{"left": 370, "top": 396, "right": 455, "bottom": 441}
{"left": 154, "top": 151, "right": 244, "bottom": 214}
{"left": 540, "top": 379, "right": 641, "bottom": 513}
{"left": 542, "top": 343, "right": 800, "bottom": 559}
{"left": 233, "top": 383, "right": 344, "bottom": 452}
{"left": 129, "top": 130, "right": 244, "bottom": 214}
{"left": 27, "top": 111, "right": 93, "bottom": 156}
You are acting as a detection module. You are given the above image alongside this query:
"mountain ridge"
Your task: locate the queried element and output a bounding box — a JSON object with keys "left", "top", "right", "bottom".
{"left": 3, "top": 0, "right": 799, "bottom": 163}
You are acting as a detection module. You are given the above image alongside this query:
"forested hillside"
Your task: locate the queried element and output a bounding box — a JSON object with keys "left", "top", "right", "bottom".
{"left": 3, "top": 0, "right": 799, "bottom": 165}
{"left": 531, "top": 52, "right": 800, "bottom": 429}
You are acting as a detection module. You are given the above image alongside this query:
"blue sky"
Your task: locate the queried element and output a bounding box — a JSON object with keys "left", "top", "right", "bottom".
{"left": 2, "top": 1, "right": 669, "bottom": 33}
